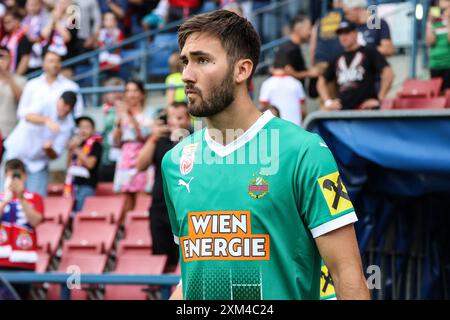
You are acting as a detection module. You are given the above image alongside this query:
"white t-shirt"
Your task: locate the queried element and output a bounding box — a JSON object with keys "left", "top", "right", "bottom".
{"left": 259, "top": 75, "right": 305, "bottom": 126}
{"left": 5, "top": 100, "right": 74, "bottom": 173}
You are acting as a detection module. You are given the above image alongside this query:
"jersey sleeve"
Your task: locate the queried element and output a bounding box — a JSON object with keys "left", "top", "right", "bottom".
{"left": 162, "top": 151, "right": 180, "bottom": 244}
{"left": 258, "top": 79, "right": 270, "bottom": 103}
{"left": 296, "top": 134, "right": 357, "bottom": 238}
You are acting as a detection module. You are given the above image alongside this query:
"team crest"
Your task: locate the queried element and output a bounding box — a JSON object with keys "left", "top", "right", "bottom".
{"left": 180, "top": 143, "right": 198, "bottom": 176}
{"left": 0, "top": 228, "right": 8, "bottom": 244}
{"left": 16, "top": 233, "right": 33, "bottom": 250}
{"left": 317, "top": 171, "right": 353, "bottom": 215}
{"left": 248, "top": 173, "right": 269, "bottom": 199}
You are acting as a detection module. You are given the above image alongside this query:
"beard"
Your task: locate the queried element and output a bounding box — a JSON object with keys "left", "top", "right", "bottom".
{"left": 185, "top": 66, "right": 235, "bottom": 117}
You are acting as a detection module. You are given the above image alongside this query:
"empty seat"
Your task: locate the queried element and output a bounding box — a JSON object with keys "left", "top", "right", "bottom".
{"left": 95, "top": 182, "right": 115, "bottom": 196}
{"left": 36, "top": 252, "right": 51, "bottom": 273}
{"left": 67, "top": 215, "right": 118, "bottom": 254}
{"left": 134, "top": 194, "right": 152, "bottom": 211}
{"left": 36, "top": 222, "right": 64, "bottom": 255}
{"left": 400, "top": 78, "right": 443, "bottom": 97}
{"left": 124, "top": 215, "right": 151, "bottom": 244}
{"left": 393, "top": 97, "right": 447, "bottom": 109}
{"left": 43, "top": 197, "right": 72, "bottom": 225}
{"left": 147, "top": 33, "right": 178, "bottom": 77}
{"left": 47, "top": 183, "right": 64, "bottom": 196}
{"left": 445, "top": 89, "right": 450, "bottom": 108}
{"left": 47, "top": 253, "right": 108, "bottom": 300}
{"left": 117, "top": 240, "right": 152, "bottom": 257}
{"left": 81, "top": 196, "right": 125, "bottom": 223}
{"left": 104, "top": 255, "right": 167, "bottom": 300}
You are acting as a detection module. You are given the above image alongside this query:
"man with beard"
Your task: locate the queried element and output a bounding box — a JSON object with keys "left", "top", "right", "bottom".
{"left": 161, "top": 10, "right": 370, "bottom": 300}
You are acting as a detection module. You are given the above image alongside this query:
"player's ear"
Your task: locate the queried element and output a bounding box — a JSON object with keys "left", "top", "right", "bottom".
{"left": 234, "top": 58, "right": 254, "bottom": 85}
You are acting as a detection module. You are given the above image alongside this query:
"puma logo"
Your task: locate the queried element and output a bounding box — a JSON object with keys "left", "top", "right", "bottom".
{"left": 178, "top": 177, "right": 194, "bottom": 193}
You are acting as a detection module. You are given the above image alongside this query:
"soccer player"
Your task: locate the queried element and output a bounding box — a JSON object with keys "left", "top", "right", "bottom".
{"left": 162, "top": 10, "right": 370, "bottom": 300}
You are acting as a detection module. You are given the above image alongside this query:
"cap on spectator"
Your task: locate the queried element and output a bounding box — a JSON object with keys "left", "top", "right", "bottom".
{"left": 336, "top": 21, "right": 357, "bottom": 34}
{"left": 343, "top": 0, "right": 368, "bottom": 9}
{"left": 60, "top": 91, "right": 77, "bottom": 109}
{"left": 75, "top": 116, "right": 96, "bottom": 128}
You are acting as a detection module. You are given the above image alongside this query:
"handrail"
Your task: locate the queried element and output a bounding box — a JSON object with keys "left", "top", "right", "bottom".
{"left": 25, "top": 18, "right": 185, "bottom": 80}
{"left": 0, "top": 271, "right": 180, "bottom": 300}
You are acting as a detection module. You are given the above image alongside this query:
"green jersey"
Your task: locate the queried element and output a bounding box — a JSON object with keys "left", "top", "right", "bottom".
{"left": 162, "top": 111, "right": 357, "bottom": 300}
{"left": 429, "top": 21, "right": 450, "bottom": 69}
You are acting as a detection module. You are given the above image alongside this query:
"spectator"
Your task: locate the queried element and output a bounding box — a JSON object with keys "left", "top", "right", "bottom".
{"left": 73, "top": 0, "right": 101, "bottom": 55}
{"left": 3, "top": 90, "right": 76, "bottom": 196}
{"left": 41, "top": 0, "right": 78, "bottom": 60}
{"left": 317, "top": 21, "right": 394, "bottom": 111}
{"left": 136, "top": 102, "right": 192, "bottom": 272}
{"left": 98, "top": 0, "right": 128, "bottom": 31}
{"left": 1, "top": 8, "right": 32, "bottom": 75}
{"left": 0, "top": 46, "right": 26, "bottom": 141}
{"left": 65, "top": 116, "right": 102, "bottom": 213}
{"left": 343, "top": 0, "right": 395, "bottom": 57}
{"left": 123, "top": 0, "right": 158, "bottom": 37}
{"left": 426, "top": 1, "right": 450, "bottom": 91}
{"left": 275, "top": 15, "right": 319, "bottom": 87}
{"left": 0, "top": 159, "right": 43, "bottom": 299}
{"left": 22, "top": 0, "right": 50, "bottom": 73}
{"left": 17, "top": 50, "right": 83, "bottom": 119}
{"left": 112, "top": 79, "right": 153, "bottom": 218}
{"left": 259, "top": 53, "right": 306, "bottom": 126}
{"left": 142, "top": 0, "right": 167, "bottom": 32}
{"left": 166, "top": 52, "right": 186, "bottom": 105}
{"left": 99, "top": 77, "right": 125, "bottom": 182}
{"left": 310, "top": 0, "right": 344, "bottom": 69}
{"left": 96, "top": 11, "right": 124, "bottom": 75}
{"left": 166, "top": 0, "right": 203, "bottom": 23}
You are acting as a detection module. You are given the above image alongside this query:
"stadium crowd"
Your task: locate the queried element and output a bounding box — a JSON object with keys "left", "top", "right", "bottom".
{"left": 0, "top": 0, "right": 449, "bottom": 299}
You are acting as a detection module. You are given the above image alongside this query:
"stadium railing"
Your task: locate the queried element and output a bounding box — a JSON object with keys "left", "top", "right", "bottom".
{"left": 0, "top": 271, "right": 180, "bottom": 300}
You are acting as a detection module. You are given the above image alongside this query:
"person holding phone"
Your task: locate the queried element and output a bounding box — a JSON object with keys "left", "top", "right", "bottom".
{"left": 426, "top": 0, "right": 450, "bottom": 91}
{"left": 0, "top": 159, "right": 43, "bottom": 300}
{"left": 136, "top": 102, "right": 192, "bottom": 272}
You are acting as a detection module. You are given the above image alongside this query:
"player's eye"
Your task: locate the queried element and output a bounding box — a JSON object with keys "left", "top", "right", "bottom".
{"left": 198, "top": 57, "right": 209, "bottom": 64}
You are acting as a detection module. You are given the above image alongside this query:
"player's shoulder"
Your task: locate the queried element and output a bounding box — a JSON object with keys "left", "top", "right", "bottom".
{"left": 162, "top": 129, "right": 204, "bottom": 169}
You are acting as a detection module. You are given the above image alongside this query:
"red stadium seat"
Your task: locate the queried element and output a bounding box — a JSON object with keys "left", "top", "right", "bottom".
{"left": 134, "top": 194, "right": 152, "bottom": 211}
{"left": 117, "top": 240, "right": 152, "bottom": 257}
{"left": 62, "top": 241, "right": 104, "bottom": 256}
{"left": 43, "top": 197, "right": 72, "bottom": 225}
{"left": 124, "top": 215, "right": 151, "bottom": 245}
{"left": 445, "top": 89, "right": 450, "bottom": 108}
{"left": 36, "top": 222, "right": 64, "bottom": 255}
{"left": 47, "top": 183, "right": 64, "bottom": 196}
{"left": 400, "top": 78, "right": 443, "bottom": 97}
{"left": 393, "top": 97, "right": 447, "bottom": 109}
{"left": 104, "top": 255, "right": 167, "bottom": 300}
{"left": 36, "top": 252, "right": 51, "bottom": 273}
{"left": 47, "top": 254, "right": 108, "bottom": 300}
{"left": 81, "top": 196, "right": 125, "bottom": 223}
{"left": 380, "top": 99, "right": 395, "bottom": 110}
{"left": 67, "top": 215, "right": 118, "bottom": 254}
{"left": 96, "top": 182, "right": 115, "bottom": 196}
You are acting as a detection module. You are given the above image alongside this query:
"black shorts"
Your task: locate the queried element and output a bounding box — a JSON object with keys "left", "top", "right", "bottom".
{"left": 150, "top": 207, "right": 179, "bottom": 266}
{"left": 430, "top": 68, "right": 450, "bottom": 91}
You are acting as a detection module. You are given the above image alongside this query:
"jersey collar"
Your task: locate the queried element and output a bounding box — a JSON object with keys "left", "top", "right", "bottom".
{"left": 204, "top": 110, "right": 275, "bottom": 158}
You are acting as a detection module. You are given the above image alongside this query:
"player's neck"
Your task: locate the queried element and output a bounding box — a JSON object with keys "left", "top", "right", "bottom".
{"left": 205, "top": 94, "right": 262, "bottom": 146}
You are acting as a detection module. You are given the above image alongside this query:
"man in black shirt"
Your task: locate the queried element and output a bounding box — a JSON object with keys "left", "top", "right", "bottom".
{"left": 317, "top": 21, "right": 394, "bottom": 111}
{"left": 136, "top": 102, "right": 192, "bottom": 272}
{"left": 275, "top": 15, "right": 320, "bottom": 84}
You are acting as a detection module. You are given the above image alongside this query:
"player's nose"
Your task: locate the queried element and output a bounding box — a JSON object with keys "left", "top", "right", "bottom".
{"left": 182, "top": 63, "right": 196, "bottom": 84}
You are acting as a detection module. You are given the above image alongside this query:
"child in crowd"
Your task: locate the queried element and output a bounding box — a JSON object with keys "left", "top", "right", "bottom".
{"left": 65, "top": 116, "right": 102, "bottom": 213}
{"left": 97, "top": 11, "right": 124, "bottom": 74}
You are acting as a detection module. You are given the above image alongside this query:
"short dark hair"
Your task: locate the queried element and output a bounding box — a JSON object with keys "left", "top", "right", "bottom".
{"left": 60, "top": 91, "right": 77, "bottom": 109}
{"left": 178, "top": 10, "right": 261, "bottom": 80}
{"left": 5, "top": 159, "right": 26, "bottom": 174}
{"left": 272, "top": 51, "right": 290, "bottom": 69}
{"left": 290, "top": 15, "right": 310, "bottom": 30}
{"left": 5, "top": 8, "right": 23, "bottom": 21}
{"left": 75, "top": 116, "right": 96, "bottom": 128}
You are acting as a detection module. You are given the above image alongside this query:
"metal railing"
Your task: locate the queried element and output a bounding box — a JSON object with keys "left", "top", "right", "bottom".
{"left": 0, "top": 271, "right": 180, "bottom": 300}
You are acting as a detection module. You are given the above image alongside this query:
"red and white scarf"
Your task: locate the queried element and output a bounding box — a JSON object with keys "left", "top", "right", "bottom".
{"left": 0, "top": 28, "right": 27, "bottom": 72}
